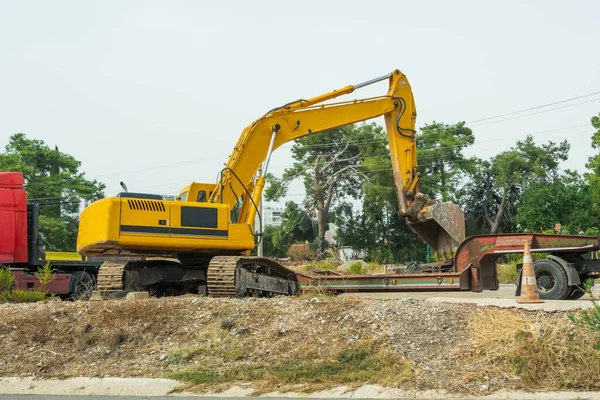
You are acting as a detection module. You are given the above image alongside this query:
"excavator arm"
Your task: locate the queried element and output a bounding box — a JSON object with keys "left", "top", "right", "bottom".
{"left": 213, "top": 70, "right": 464, "bottom": 256}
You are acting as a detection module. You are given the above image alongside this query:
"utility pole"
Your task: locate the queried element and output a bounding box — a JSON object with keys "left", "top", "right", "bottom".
{"left": 256, "top": 125, "right": 278, "bottom": 258}
{"left": 257, "top": 165, "right": 264, "bottom": 257}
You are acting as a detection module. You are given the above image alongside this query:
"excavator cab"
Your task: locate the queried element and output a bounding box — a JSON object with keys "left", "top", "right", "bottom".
{"left": 177, "top": 182, "right": 215, "bottom": 203}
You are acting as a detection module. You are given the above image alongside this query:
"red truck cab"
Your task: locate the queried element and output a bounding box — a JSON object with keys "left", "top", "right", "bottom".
{"left": 0, "top": 172, "right": 28, "bottom": 264}
{"left": 1, "top": 171, "right": 103, "bottom": 299}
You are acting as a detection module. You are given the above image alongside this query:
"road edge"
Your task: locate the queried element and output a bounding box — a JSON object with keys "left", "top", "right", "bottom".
{"left": 2, "top": 377, "right": 600, "bottom": 399}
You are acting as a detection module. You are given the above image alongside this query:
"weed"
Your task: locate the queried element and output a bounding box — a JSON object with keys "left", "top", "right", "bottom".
{"left": 111, "top": 331, "right": 128, "bottom": 350}
{"left": 173, "top": 370, "right": 219, "bottom": 384}
{"left": 36, "top": 261, "right": 56, "bottom": 285}
{"left": 224, "top": 346, "right": 246, "bottom": 361}
{"left": 337, "top": 347, "right": 370, "bottom": 363}
{"left": 347, "top": 261, "right": 364, "bottom": 274}
{"left": 0, "top": 268, "right": 14, "bottom": 292}
{"left": 172, "top": 343, "right": 413, "bottom": 392}
{"left": 497, "top": 263, "right": 519, "bottom": 284}
{"left": 76, "top": 334, "right": 97, "bottom": 351}
{"left": 165, "top": 348, "right": 204, "bottom": 365}
{"left": 0, "top": 267, "right": 49, "bottom": 303}
{"left": 219, "top": 319, "right": 236, "bottom": 330}
{"left": 568, "top": 280, "right": 600, "bottom": 333}
{"left": 1, "top": 289, "right": 48, "bottom": 303}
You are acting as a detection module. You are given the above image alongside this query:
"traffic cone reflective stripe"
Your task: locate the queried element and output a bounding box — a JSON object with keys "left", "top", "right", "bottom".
{"left": 517, "top": 241, "right": 544, "bottom": 304}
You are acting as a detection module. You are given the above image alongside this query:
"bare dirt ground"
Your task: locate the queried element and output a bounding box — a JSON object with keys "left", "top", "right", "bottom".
{"left": 0, "top": 294, "right": 599, "bottom": 396}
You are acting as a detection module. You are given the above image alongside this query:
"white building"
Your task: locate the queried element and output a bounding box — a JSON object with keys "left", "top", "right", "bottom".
{"left": 260, "top": 206, "right": 283, "bottom": 228}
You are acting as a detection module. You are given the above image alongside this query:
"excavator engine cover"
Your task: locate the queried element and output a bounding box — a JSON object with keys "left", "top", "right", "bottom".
{"left": 407, "top": 202, "right": 465, "bottom": 258}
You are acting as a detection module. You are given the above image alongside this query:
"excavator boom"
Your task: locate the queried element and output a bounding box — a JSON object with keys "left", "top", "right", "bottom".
{"left": 213, "top": 70, "right": 464, "bottom": 255}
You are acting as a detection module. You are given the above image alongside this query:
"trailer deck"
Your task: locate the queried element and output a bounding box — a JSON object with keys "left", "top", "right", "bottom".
{"left": 297, "top": 234, "right": 600, "bottom": 300}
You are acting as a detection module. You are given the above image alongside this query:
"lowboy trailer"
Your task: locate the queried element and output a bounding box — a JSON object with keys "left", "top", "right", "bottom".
{"left": 297, "top": 233, "right": 600, "bottom": 300}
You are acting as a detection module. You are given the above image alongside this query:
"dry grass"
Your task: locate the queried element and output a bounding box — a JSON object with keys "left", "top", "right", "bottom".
{"left": 301, "top": 260, "right": 337, "bottom": 271}
{"left": 466, "top": 309, "right": 600, "bottom": 391}
{"left": 162, "top": 296, "right": 413, "bottom": 393}
{"left": 14, "top": 295, "right": 597, "bottom": 395}
{"left": 0, "top": 298, "right": 190, "bottom": 376}
{"left": 0, "top": 295, "right": 418, "bottom": 393}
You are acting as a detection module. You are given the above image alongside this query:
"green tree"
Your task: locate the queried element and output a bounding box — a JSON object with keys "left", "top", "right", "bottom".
{"left": 460, "top": 135, "right": 569, "bottom": 234}
{"left": 260, "top": 225, "right": 290, "bottom": 258}
{"left": 515, "top": 170, "right": 594, "bottom": 233}
{"left": 585, "top": 112, "right": 600, "bottom": 221}
{"left": 278, "top": 201, "right": 316, "bottom": 243}
{"left": 586, "top": 112, "right": 600, "bottom": 175}
{"left": 417, "top": 121, "right": 476, "bottom": 201}
{"left": 0, "top": 133, "right": 105, "bottom": 251}
{"left": 335, "top": 122, "right": 474, "bottom": 263}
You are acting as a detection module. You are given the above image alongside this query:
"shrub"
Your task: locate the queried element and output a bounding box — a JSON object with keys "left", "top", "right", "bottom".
{"left": 36, "top": 261, "right": 56, "bottom": 285}
{"left": 0, "top": 267, "right": 49, "bottom": 303}
{"left": 0, "top": 268, "right": 15, "bottom": 292}
{"left": 568, "top": 280, "right": 600, "bottom": 339}
{"left": 1, "top": 289, "right": 48, "bottom": 303}
{"left": 347, "top": 261, "right": 365, "bottom": 274}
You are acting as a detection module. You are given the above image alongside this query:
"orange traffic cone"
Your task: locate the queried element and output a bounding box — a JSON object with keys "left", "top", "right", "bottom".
{"left": 517, "top": 241, "right": 544, "bottom": 304}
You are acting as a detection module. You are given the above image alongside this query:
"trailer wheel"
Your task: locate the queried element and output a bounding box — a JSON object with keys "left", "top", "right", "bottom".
{"left": 70, "top": 271, "right": 95, "bottom": 301}
{"left": 533, "top": 259, "right": 569, "bottom": 300}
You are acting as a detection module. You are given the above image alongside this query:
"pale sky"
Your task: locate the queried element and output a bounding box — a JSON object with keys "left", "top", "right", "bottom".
{"left": 1, "top": 0, "right": 599, "bottom": 206}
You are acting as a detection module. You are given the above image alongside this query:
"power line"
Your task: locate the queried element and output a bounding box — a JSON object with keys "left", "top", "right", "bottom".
{"left": 466, "top": 91, "right": 600, "bottom": 124}
{"left": 468, "top": 98, "right": 600, "bottom": 127}
{"left": 15, "top": 121, "right": 594, "bottom": 193}
{"left": 130, "top": 129, "right": 595, "bottom": 193}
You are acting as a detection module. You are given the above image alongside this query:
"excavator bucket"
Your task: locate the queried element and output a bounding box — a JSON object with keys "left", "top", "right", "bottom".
{"left": 407, "top": 202, "right": 465, "bottom": 259}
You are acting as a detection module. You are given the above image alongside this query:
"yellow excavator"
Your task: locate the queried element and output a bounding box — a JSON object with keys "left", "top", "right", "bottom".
{"left": 77, "top": 69, "right": 464, "bottom": 297}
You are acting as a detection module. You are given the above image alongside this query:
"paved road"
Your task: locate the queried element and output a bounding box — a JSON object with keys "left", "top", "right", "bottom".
{"left": 0, "top": 397, "right": 385, "bottom": 400}
{"left": 340, "top": 283, "right": 600, "bottom": 300}
{"left": 340, "top": 283, "right": 521, "bottom": 300}
{"left": 340, "top": 284, "right": 600, "bottom": 311}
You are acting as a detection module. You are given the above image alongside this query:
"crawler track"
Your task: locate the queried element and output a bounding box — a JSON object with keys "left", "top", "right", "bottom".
{"left": 207, "top": 256, "right": 299, "bottom": 297}
{"left": 207, "top": 256, "right": 238, "bottom": 296}
{"left": 94, "top": 262, "right": 125, "bottom": 295}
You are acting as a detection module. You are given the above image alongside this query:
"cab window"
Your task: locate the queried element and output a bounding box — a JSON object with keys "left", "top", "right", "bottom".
{"left": 178, "top": 191, "right": 188, "bottom": 201}
{"left": 196, "top": 191, "right": 207, "bottom": 202}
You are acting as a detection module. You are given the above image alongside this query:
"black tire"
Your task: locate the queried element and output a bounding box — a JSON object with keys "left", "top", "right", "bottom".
{"left": 533, "top": 259, "right": 569, "bottom": 300}
{"left": 70, "top": 271, "right": 95, "bottom": 300}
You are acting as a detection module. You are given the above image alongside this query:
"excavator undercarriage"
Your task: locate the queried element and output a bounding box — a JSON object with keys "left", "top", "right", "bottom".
{"left": 94, "top": 256, "right": 299, "bottom": 298}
